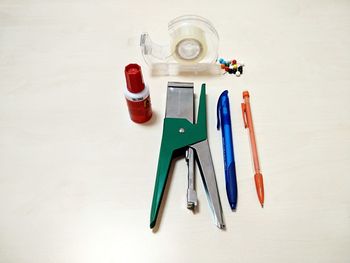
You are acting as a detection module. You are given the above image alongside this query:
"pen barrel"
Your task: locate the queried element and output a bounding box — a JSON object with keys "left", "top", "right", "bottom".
{"left": 220, "top": 113, "right": 237, "bottom": 209}
{"left": 218, "top": 94, "right": 234, "bottom": 167}
{"left": 217, "top": 90, "right": 238, "bottom": 209}
{"left": 221, "top": 124, "right": 235, "bottom": 166}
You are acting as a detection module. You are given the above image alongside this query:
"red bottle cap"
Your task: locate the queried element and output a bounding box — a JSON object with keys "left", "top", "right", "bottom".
{"left": 125, "top": 64, "right": 145, "bottom": 93}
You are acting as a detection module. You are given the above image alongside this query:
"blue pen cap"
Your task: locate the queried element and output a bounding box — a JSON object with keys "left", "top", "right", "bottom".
{"left": 217, "top": 90, "right": 231, "bottom": 129}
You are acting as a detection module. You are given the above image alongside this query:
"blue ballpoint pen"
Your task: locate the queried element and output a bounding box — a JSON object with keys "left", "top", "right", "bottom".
{"left": 217, "top": 90, "right": 238, "bottom": 210}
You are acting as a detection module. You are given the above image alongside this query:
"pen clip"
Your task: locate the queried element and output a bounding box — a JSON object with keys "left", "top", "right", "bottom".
{"left": 216, "top": 90, "right": 228, "bottom": 130}
{"left": 216, "top": 95, "right": 221, "bottom": 130}
{"left": 241, "top": 103, "right": 248, "bottom": 128}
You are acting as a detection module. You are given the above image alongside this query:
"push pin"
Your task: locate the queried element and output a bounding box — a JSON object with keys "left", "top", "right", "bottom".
{"left": 218, "top": 58, "right": 245, "bottom": 77}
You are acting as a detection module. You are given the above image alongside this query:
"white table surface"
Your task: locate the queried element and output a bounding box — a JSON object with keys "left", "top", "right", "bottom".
{"left": 1, "top": 0, "right": 349, "bottom": 262}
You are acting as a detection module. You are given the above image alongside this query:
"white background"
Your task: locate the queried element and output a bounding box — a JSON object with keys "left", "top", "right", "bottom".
{"left": 0, "top": 0, "right": 349, "bottom": 262}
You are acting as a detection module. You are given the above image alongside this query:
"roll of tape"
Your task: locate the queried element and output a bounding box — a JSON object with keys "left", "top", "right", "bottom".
{"left": 170, "top": 25, "right": 207, "bottom": 64}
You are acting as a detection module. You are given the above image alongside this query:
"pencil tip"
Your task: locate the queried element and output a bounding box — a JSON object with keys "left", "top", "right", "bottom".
{"left": 261, "top": 204, "right": 264, "bottom": 208}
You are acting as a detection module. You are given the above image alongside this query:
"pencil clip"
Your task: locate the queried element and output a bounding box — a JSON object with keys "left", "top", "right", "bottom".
{"left": 241, "top": 103, "right": 248, "bottom": 128}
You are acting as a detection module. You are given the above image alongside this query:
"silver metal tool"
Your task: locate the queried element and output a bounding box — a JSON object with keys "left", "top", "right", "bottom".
{"left": 160, "top": 81, "right": 224, "bottom": 228}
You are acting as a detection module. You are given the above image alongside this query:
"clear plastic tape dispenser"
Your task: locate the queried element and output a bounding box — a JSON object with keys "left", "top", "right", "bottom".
{"left": 140, "top": 15, "right": 221, "bottom": 75}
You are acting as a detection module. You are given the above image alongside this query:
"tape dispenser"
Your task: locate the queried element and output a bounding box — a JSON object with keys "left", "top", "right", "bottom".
{"left": 140, "top": 15, "right": 221, "bottom": 75}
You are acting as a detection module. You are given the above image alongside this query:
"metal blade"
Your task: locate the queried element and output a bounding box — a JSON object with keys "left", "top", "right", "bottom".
{"left": 191, "top": 140, "right": 225, "bottom": 229}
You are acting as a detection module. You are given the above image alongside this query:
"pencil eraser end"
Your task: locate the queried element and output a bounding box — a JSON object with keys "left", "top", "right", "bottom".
{"left": 243, "top": 91, "right": 250, "bottom": 98}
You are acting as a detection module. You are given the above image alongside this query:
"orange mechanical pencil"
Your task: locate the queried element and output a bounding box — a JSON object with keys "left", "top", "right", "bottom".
{"left": 241, "top": 91, "right": 264, "bottom": 207}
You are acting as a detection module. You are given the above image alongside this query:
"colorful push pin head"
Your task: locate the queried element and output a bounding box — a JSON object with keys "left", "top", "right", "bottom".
{"left": 218, "top": 58, "right": 245, "bottom": 77}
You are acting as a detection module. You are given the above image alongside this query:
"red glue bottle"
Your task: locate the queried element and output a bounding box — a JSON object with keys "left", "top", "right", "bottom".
{"left": 124, "top": 64, "right": 152, "bottom": 123}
